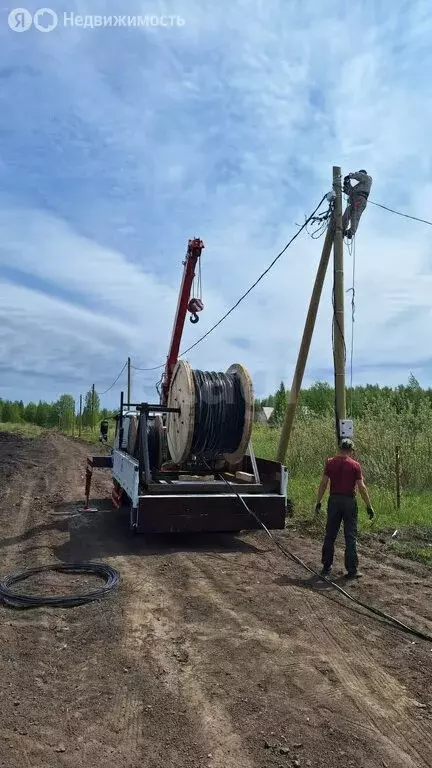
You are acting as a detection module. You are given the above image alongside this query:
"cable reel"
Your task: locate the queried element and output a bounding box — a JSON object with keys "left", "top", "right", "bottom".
{"left": 166, "top": 360, "right": 254, "bottom": 465}
{"left": 126, "top": 414, "right": 164, "bottom": 470}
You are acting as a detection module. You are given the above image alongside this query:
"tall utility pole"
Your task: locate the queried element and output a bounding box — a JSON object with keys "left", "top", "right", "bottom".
{"left": 333, "top": 165, "right": 346, "bottom": 439}
{"left": 276, "top": 212, "right": 335, "bottom": 464}
{"left": 79, "top": 394, "right": 82, "bottom": 438}
{"left": 127, "top": 357, "right": 131, "bottom": 405}
{"left": 91, "top": 384, "right": 95, "bottom": 433}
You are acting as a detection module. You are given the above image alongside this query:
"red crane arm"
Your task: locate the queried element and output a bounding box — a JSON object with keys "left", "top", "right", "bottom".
{"left": 161, "top": 238, "right": 204, "bottom": 403}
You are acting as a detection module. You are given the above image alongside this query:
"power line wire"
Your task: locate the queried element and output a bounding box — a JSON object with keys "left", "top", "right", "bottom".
{"left": 369, "top": 200, "right": 432, "bottom": 227}
{"left": 180, "top": 194, "right": 328, "bottom": 357}
{"left": 91, "top": 194, "right": 432, "bottom": 381}
{"left": 131, "top": 362, "right": 165, "bottom": 372}
{"left": 129, "top": 195, "right": 430, "bottom": 375}
{"left": 96, "top": 361, "right": 127, "bottom": 395}
{"left": 129, "top": 194, "right": 328, "bottom": 370}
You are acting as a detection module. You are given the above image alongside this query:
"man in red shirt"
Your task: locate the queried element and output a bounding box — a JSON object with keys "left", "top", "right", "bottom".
{"left": 315, "top": 438, "right": 374, "bottom": 578}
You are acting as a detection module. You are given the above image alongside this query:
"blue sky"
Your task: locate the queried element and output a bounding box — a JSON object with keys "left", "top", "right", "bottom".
{"left": 1, "top": 0, "right": 432, "bottom": 407}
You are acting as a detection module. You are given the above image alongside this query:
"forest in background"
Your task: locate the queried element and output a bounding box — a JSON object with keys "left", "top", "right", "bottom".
{"left": 0, "top": 388, "right": 115, "bottom": 430}
{"left": 1, "top": 374, "right": 430, "bottom": 431}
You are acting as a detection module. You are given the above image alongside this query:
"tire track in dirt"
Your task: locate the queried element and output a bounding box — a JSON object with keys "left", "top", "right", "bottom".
{"left": 176, "top": 550, "right": 432, "bottom": 768}
{"left": 116, "top": 554, "right": 257, "bottom": 768}
{"left": 311, "top": 604, "right": 432, "bottom": 768}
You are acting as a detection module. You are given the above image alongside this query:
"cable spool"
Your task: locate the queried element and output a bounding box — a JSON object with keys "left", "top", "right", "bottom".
{"left": 147, "top": 415, "right": 163, "bottom": 470}
{"left": 166, "top": 360, "right": 253, "bottom": 464}
{"left": 126, "top": 414, "right": 163, "bottom": 469}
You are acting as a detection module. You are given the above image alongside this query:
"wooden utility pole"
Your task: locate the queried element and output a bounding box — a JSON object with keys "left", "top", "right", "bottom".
{"left": 276, "top": 214, "right": 335, "bottom": 463}
{"left": 79, "top": 394, "right": 82, "bottom": 438}
{"left": 333, "top": 165, "right": 346, "bottom": 439}
{"left": 91, "top": 384, "right": 95, "bottom": 433}
{"left": 127, "top": 357, "right": 131, "bottom": 404}
{"left": 395, "top": 445, "right": 401, "bottom": 509}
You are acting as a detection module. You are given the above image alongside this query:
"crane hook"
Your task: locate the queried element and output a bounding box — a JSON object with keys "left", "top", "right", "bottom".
{"left": 188, "top": 298, "right": 204, "bottom": 324}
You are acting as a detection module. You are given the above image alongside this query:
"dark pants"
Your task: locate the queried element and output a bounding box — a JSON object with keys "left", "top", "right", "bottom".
{"left": 322, "top": 494, "right": 358, "bottom": 573}
{"left": 342, "top": 196, "right": 367, "bottom": 237}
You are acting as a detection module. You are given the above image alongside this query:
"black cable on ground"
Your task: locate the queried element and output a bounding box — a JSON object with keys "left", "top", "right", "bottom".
{"left": 214, "top": 469, "right": 432, "bottom": 644}
{"left": 0, "top": 563, "right": 121, "bottom": 609}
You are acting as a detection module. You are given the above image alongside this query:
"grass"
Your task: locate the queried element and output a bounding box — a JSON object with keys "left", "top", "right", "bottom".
{"left": 252, "top": 418, "right": 432, "bottom": 566}
{"left": 0, "top": 421, "right": 115, "bottom": 446}
{"left": 0, "top": 422, "right": 45, "bottom": 438}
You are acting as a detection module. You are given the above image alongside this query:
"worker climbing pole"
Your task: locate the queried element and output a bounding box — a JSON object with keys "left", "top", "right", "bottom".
{"left": 342, "top": 170, "right": 373, "bottom": 238}
{"left": 277, "top": 164, "right": 373, "bottom": 464}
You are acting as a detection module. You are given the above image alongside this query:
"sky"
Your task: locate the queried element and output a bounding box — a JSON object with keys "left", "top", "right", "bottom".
{"left": 0, "top": 0, "right": 432, "bottom": 408}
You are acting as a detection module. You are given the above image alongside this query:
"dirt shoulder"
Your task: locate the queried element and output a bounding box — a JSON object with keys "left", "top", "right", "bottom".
{"left": 0, "top": 432, "right": 431, "bottom": 768}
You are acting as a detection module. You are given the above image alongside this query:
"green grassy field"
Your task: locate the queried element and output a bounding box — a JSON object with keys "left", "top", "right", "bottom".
{"left": 252, "top": 417, "right": 432, "bottom": 565}
{"left": 0, "top": 422, "right": 45, "bottom": 438}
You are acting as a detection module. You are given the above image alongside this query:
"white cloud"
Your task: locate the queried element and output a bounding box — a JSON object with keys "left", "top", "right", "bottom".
{"left": 1, "top": 0, "right": 432, "bottom": 405}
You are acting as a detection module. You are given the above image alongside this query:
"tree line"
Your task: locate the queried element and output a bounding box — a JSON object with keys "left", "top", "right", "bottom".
{"left": 0, "top": 389, "right": 116, "bottom": 429}
{"left": 257, "top": 374, "right": 431, "bottom": 425}
{"left": 1, "top": 375, "right": 429, "bottom": 430}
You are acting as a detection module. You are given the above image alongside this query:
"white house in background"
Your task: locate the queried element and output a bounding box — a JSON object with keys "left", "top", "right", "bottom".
{"left": 254, "top": 406, "right": 274, "bottom": 423}
{"left": 254, "top": 404, "right": 312, "bottom": 424}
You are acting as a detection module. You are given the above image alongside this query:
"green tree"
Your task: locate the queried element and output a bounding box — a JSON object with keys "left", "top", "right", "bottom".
{"left": 2, "top": 400, "right": 21, "bottom": 422}
{"left": 302, "top": 381, "right": 333, "bottom": 415}
{"left": 35, "top": 401, "right": 57, "bottom": 427}
{"left": 83, "top": 388, "right": 100, "bottom": 429}
{"left": 24, "top": 402, "right": 38, "bottom": 423}
{"left": 56, "top": 394, "right": 75, "bottom": 431}
{"left": 269, "top": 381, "right": 286, "bottom": 426}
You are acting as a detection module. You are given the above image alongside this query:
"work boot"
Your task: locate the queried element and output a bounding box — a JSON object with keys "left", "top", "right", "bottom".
{"left": 320, "top": 567, "right": 332, "bottom": 578}
{"left": 345, "top": 570, "right": 363, "bottom": 579}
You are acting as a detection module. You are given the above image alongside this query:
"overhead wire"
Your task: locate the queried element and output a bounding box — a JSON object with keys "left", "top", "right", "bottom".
{"left": 96, "top": 192, "right": 431, "bottom": 383}
{"left": 180, "top": 193, "right": 328, "bottom": 357}
{"left": 96, "top": 361, "right": 128, "bottom": 395}
{"left": 131, "top": 361, "right": 165, "bottom": 372}
{"left": 369, "top": 200, "right": 432, "bottom": 227}
{"left": 128, "top": 193, "right": 328, "bottom": 370}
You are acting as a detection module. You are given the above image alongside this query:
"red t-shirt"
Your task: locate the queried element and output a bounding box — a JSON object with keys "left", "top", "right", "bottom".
{"left": 324, "top": 456, "right": 363, "bottom": 496}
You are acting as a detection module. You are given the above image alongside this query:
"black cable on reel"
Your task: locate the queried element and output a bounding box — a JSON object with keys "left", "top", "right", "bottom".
{"left": 191, "top": 370, "right": 245, "bottom": 457}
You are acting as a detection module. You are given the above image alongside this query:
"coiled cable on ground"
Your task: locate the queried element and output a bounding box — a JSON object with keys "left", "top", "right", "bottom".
{"left": 0, "top": 562, "right": 121, "bottom": 609}
{"left": 191, "top": 370, "right": 245, "bottom": 457}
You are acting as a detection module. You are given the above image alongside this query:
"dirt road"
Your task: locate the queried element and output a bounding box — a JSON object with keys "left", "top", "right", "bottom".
{"left": 0, "top": 432, "right": 431, "bottom": 768}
